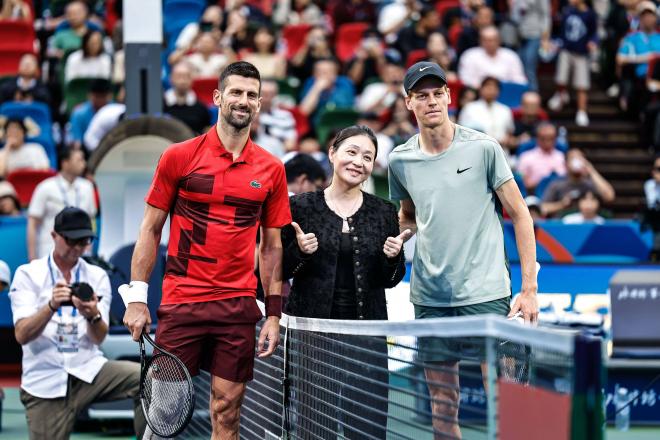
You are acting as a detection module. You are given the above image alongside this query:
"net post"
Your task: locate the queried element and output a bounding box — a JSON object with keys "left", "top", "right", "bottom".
{"left": 485, "top": 335, "right": 498, "bottom": 440}
{"left": 570, "top": 333, "right": 605, "bottom": 440}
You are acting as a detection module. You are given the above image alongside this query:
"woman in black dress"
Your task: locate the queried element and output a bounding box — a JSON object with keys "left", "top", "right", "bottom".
{"left": 282, "top": 125, "right": 409, "bottom": 439}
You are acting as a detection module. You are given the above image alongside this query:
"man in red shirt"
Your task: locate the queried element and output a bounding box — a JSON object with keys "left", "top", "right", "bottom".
{"left": 119, "top": 61, "right": 291, "bottom": 439}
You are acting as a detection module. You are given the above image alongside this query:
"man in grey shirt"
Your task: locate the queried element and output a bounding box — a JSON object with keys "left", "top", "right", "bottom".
{"left": 388, "top": 62, "right": 539, "bottom": 438}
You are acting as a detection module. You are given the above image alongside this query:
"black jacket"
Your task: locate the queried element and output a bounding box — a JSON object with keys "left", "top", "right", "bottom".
{"left": 282, "top": 190, "right": 406, "bottom": 320}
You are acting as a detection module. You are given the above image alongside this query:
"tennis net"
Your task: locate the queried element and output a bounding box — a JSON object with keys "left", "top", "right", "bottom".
{"left": 180, "top": 307, "right": 603, "bottom": 440}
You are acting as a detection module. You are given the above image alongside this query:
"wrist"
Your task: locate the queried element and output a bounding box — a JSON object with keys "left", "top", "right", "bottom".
{"left": 86, "top": 312, "right": 102, "bottom": 324}
{"left": 47, "top": 300, "right": 57, "bottom": 312}
{"left": 118, "top": 281, "right": 149, "bottom": 307}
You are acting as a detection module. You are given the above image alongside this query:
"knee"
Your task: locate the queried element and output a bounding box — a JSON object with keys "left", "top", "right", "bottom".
{"left": 210, "top": 390, "right": 243, "bottom": 428}
{"left": 429, "top": 387, "right": 460, "bottom": 414}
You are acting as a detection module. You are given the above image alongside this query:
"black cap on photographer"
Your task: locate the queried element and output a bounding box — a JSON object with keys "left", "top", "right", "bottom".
{"left": 54, "top": 207, "right": 95, "bottom": 239}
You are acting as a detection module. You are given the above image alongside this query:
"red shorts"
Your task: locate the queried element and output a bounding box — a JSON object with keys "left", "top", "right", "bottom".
{"left": 155, "top": 296, "right": 263, "bottom": 383}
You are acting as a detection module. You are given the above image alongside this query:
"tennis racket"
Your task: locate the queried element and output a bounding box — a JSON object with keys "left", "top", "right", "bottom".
{"left": 139, "top": 330, "right": 195, "bottom": 438}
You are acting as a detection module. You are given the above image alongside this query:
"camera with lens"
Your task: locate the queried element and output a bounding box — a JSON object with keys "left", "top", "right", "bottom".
{"left": 61, "top": 282, "right": 94, "bottom": 307}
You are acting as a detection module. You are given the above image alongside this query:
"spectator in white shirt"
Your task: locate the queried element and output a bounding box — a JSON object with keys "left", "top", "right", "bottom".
{"left": 0, "top": 118, "right": 50, "bottom": 178}
{"left": 458, "top": 76, "right": 514, "bottom": 147}
{"left": 28, "top": 148, "right": 97, "bottom": 260}
{"left": 254, "top": 78, "right": 297, "bottom": 158}
{"left": 9, "top": 207, "right": 145, "bottom": 439}
{"left": 356, "top": 60, "right": 405, "bottom": 115}
{"left": 64, "top": 29, "right": 112, "bottom": 83}
{"left": 183, "top": 32, "right": 233, "bottom": 79}
{"left": 457, "top": 26, "right": 527, "bottom": 89}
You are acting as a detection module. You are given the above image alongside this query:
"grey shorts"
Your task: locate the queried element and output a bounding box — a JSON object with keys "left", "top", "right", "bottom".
{"left": 414, "top": 296, "right": 511, "bottom": 363}
{"left": 555, "top": 50, "right": 590, "bottom": 90}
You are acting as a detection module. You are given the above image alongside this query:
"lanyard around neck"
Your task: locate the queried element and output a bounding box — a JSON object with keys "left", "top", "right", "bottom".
{"left": 58, "top": 179, "right": 80, "bottom": 208}
{"left": 48, "top": 254, "right": 81, "bottom": 317}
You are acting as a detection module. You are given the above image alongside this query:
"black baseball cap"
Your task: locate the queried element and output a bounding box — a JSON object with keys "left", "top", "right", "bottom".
{"left": 404, "top": 61, "right": 447, "bottom": 94}
{"left": 54, "top": 207, "right": 95, "bottom": 239}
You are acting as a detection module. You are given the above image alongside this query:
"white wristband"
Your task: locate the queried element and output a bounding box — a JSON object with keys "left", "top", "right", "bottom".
{"left": 118, "top": 281, "right": 149, "bottom": 307}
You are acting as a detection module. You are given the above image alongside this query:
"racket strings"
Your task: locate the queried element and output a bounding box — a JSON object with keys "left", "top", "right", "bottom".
{"left": 143, "top": 354, "right": 195, "bottom": 436}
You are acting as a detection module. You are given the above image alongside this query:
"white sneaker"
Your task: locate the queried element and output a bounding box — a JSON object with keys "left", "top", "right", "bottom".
{"left": 575, "top": 110, "right": 589, "bottom": 127}
{"left": 607, "top": 83, "right": 620, "bottom": 98}
{"left": 548, "top": 91, "right": 569, "bottom": 111}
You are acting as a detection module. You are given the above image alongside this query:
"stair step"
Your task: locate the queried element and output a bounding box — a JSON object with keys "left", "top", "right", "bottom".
{"left": 586, "top": 150, "right": 652, "bottom": 164}
{"left": 549, "top": 105, "right": 626, "bottom": 120}
{"left": 569, "top": 132, "right": 640, "bottom": 143}
{"left": 561, "top": 121, "right": 640, "bottom": 134}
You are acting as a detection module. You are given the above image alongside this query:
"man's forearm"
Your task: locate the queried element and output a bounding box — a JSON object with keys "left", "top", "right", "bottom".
{"left": 511, "top": 213, "right": 537, "bottom": 293}
{"left": 15, "top": 304, "right": 54, "bottom": 345}
{"left": 130, "top": 227, "right": 161, "bottom": 282}
{"left": 86, "top": 319, "right": 108, "bottom": 345}
{"left": 259, "top": 245, "right": 283, "bottom": 297}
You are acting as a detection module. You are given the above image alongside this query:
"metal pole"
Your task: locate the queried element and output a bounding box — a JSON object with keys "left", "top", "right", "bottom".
{"left": 486, "top": 337, "right": 498, "bottom": 440}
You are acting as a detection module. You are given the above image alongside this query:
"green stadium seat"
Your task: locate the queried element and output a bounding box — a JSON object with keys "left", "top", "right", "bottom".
{"left": 316, "top": 108, "right": 359, "bottom": 146}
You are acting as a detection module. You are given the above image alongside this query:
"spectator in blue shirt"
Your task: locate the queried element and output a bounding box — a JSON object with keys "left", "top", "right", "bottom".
{"left": 66, "top": 79, "right": 112, "bottom": 150}
{"left": 616, "top": 1, "right": 660, "bottom": 114}
{"left": 547, "top": 0, "right": 598, "bottom": 127}
{"left": 299, "top": 57, "right": 356, "bottom": 127}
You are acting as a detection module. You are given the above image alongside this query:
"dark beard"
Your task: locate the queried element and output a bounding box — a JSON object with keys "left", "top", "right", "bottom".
{"left": 223, "top": 106, "right": 253, "bottom": 130}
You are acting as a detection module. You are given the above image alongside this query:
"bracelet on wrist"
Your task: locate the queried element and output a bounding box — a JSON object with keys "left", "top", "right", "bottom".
{"left": 47, "top": 300, "right": 57, "bottom": 312}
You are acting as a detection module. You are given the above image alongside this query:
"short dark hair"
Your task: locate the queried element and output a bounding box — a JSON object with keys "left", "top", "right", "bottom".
{"left": 89, "top": 78, "right": 112, "bottom": 94}
{"left": 218, "top": 61, "right": 261, "bottom": 92}
{"left": 284, "top": 153, "right": 326, "bottom": 184}
{"left": 58, "top": 146, "right": 82, "bottom": 170}
{"left": 330, "top": 125, "right": 378, "bottom": 157}
{"left": 4, "top": 117, "right": 26, "bottom": 134}
{"left": 480, "top": 76, "right": 500, "bottom": 89}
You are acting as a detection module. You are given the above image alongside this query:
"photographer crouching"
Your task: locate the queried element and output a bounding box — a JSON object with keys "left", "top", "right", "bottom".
{"left": 8, "top": 207, "right": 146, "bottom": 440}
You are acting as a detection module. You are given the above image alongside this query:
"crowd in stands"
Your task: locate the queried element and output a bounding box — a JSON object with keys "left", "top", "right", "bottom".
{"left": 0, "top": 0, "right": 659, "bottom": 249}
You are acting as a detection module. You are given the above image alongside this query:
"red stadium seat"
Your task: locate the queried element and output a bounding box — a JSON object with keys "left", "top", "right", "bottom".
{"left": 512, "top": 108, "right": 549, "bottom": 121}
{"left": 191, "top": 77, "right": 218, "bottom": 107}
{"left": 0, "top": 49, "right": 36, "bottom": 77}
{"left": 446, "top": 78, "right": 463, "bottom": 113}
{"left": 406, "top": 49, "right": 428, "bottom": 68}
{"left": 448, "top": 23, "right": 463, "bottom": 49}
{"left": 647, "top": 54, "right": 660, "bottom": 80}
{"left": 105, "top": 0, "right": 118, "bottom": 35}
{"left": 335, "top": 22, "right": 370, "bottom": 63}
{"left": 284, "top": 106, "right": 310, "bottom": 138}
{"left": 435, "top": 0, "right": 461, "bottom": 22}
{"left": 0, "top": 20, "right": 35, "bottom": 51}
{"left": 282, "top": 24, "right": 313, "bottom": 60}
{"left": 6, "top": 168, "right": 57, "bottom": 208}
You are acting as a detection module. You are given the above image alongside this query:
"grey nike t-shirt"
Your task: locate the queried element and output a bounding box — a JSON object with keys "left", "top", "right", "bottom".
{"left": 388, "top": 124, "right": 513, "bottom": 307}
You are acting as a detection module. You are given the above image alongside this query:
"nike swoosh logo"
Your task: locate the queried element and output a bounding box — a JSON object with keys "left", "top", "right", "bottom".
{"left": 420, "top": 66, "right": 431, "bottom": 71}
{"left": 457, "top": 167, "right": 472, "bottom": 174}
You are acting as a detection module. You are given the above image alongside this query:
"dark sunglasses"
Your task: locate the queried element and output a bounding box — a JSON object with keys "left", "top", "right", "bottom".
{"left": 60, "top": 234, "right": 94, "bottom": 247}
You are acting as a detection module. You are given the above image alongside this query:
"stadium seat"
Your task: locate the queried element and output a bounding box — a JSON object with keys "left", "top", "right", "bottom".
{"left": 6, "top": 168, "right": 57, "bottom": 207}
{"left": 284, "top": 106, "right": 310, "bottom": 138}
{"left": 573, "top": 293, "right": 610, "bottom": 315}
{"left": 446, "top": 78, "right": 463, "bottom": 114}
{"left": 512, "top": 108, "right": 549, "bottom": 122}
{"left": 535, "top": 172, "right": 560, "bottom": 200}
{"left": 435, "top": 0, "right": 460, "bottom": 21}
{"left": 108, "top": 243, "right": 167, "bottom": 328}
{"left": 647, "top": 54, "right": 660, "bottom": 81}
{"left": 0, "top": 49, "right": 35, "bottom": 77}
{"left": 191, "top": 77, "right": 218, "bottom": 107}
{"left": 447, "top": 23, "right": 463, "bottom": 49}
{"left": 536, "top": 293, "right": 572, "bottom": 313}
{"left": 163, "top": 0, "right": 205, "bottom": 38}
{"left": 335, "top": 22, "right": 370, "bottom": 63}
{"left": 0, "top": 20, "right": 35, "bottom": 52}
{"left": 406, "top": 49, "right": 428, "bottom": 68}
{"left": 281, "top": 24, "right": 312, "bottom": 60}
{"left": 513, "top": 172, "right": 527, "bottom": 197}
{"left": 316, "top": 108, "right": 359, "bottom": 145}
{"left": 276, "top": 77, "right": 301, "bottom": 106}
{"left": 64, "top": 77, "right": 97, "bottom": 115}
{"left": 209, "top": 105, "right": 218, "bottom": 124}
{"left": 498, "top": 81, "right": 529, "bottom": 108}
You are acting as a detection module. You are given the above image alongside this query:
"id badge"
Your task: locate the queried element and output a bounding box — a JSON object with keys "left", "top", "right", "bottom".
{"left": 56, "top": 322, "right": 79, "bottom": 353}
